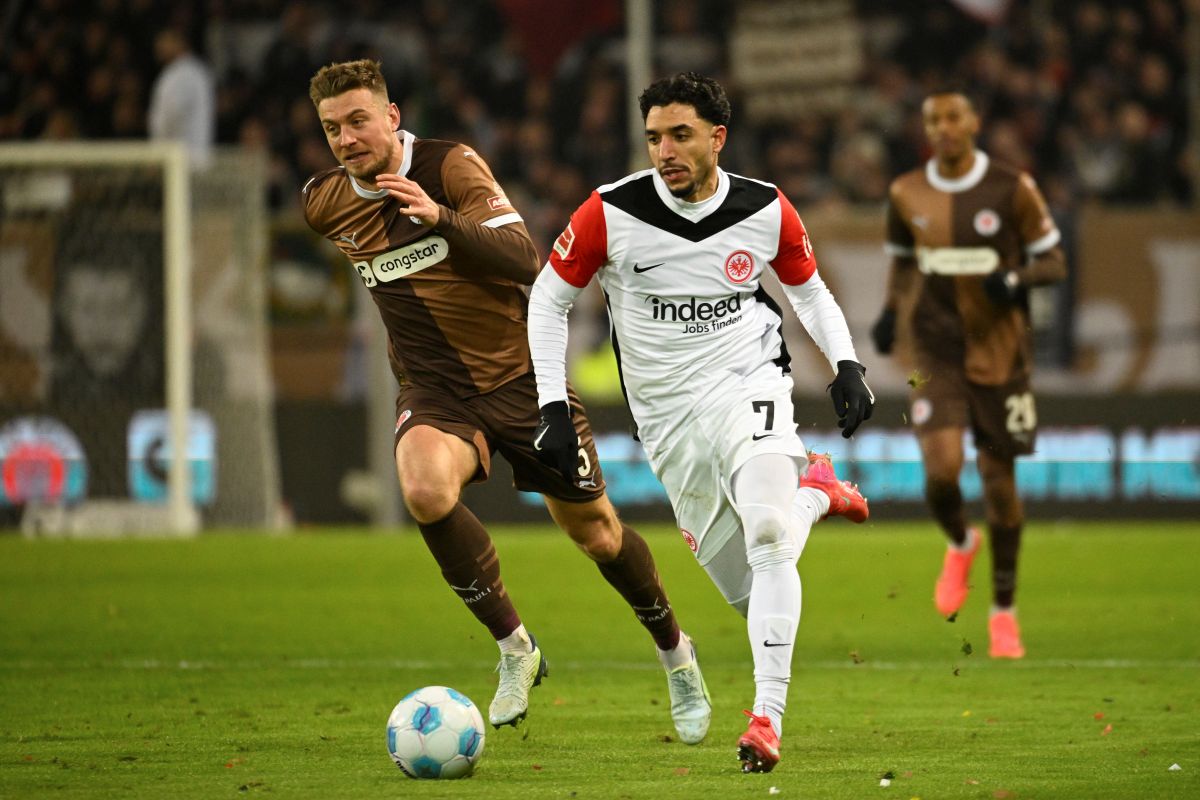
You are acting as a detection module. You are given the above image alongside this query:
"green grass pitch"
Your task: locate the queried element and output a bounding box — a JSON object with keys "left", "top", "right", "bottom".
{"left": 2, "top": 521, "right": 1198, "bottom": 799}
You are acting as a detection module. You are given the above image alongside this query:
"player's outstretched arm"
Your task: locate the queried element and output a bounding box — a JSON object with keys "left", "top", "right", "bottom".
{"left": 528, "top": 266, "right": 586, "bottom": 480}
{"left": 780, "top": 273, "right": 858, "bottom": 371}
{"left": 779, "top": 274, "right": 875, "bottom": 438}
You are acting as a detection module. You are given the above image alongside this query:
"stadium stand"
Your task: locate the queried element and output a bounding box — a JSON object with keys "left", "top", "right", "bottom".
{"left": 2, "top": 0, "right": 1192, "bottom": 243}
{"left": 2, "top": 0, "right": 1195, "bottom": 525}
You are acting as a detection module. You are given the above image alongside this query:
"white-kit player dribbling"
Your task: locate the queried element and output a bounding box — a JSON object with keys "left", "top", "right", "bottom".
{"left": 526, "top": 73, "right": 875, "bottom": 773}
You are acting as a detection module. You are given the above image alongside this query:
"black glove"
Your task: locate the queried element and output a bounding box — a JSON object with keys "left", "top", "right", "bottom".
{"left": 983, "top": 269, "right": 1021, "bottom": 306}
{"left": 870, "top": 307, "right": 897, "bottom": 355}
{"left": 533, "top": 401, "right": 579, "bottom": 482}
{"left": 828, "top": 360, "right": 875, "bottom": 439}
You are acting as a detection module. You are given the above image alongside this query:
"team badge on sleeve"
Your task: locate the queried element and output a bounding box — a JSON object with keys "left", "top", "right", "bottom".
{"left": 680, "top": 528, "right": 698, "bottom": 553}
{"left": 487, "top": 181, "right": 511, "bottom": 211}
{"left": 724, "top": 250, "right": 754, "bottom": 284}
{"left": 553, "top": 222, "right": 576, "bottom": 260}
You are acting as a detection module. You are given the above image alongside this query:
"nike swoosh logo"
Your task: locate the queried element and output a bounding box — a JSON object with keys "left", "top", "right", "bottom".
{"left": 763, "top": 640, "right": 790, "bottom": 648}
{"left": 752, "top": 434, "right": 771, "bottom": 441}
{"left": 632, "top": 262, "right": 665, "bottom": 273}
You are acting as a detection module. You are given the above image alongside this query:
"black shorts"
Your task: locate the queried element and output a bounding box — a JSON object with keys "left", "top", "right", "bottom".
{"left": 909, "top": 361, "right": 1037, "bottom": 458}
{"left": 393, "top": 372, "right": 606, "bottom": 503}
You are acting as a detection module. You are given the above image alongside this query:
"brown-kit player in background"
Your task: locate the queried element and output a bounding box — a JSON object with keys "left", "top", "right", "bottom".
{"left": 870, "top": 88, "right": 1067, "bottom": 658}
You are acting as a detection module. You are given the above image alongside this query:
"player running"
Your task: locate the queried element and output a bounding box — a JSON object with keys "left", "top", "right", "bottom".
{"left": 526, "top": 72, "right": 874, "bottom": 773}
{"left": 870, "top": 88, "right": 1066, "bottom": 658}
{"left": 302, "top": 59, "right": 711, "bottom": 742}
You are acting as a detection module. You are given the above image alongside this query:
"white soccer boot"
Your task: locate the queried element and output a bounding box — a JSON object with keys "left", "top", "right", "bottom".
{"left": 488, "top": 633, "right": 549, "bottom": 728}
{"left": 665, "top": 634, "right": 712, "bottom": 744}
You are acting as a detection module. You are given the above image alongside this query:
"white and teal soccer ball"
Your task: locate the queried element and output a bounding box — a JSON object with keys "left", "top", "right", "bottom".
{"left": 386, "top": 686, "right": 486, "bottom": 779}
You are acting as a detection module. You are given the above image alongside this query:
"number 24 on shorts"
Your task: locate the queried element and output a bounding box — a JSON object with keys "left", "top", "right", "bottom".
{"left": 1005, "top": 392, "right": 1037, "bottom": 434}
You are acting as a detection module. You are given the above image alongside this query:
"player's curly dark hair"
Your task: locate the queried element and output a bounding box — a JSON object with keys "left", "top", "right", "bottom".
{"left": 638, "top": 72, "right": 731, "bottom": 127}
{"left": 309, "top": 59, "right": 389, "bottom": 107}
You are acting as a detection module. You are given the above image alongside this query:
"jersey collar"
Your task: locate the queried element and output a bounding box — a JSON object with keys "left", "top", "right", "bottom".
{"left": 925, "top": 149, "right": 989, "bottom": 193}
{"left": 651, "top": 166, "right": 729, "bottom": 222}
{"left": 348, "top": 129, "right": 416, "bottom": 200}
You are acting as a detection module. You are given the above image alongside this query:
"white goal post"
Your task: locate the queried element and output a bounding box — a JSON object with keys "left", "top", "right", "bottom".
{"left": 0, "top": 141, "right": 281, "bottom": 535}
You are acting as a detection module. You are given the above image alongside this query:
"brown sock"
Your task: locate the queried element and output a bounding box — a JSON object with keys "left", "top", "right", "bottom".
{"left": 989, "top": 523, "right": 1023, "bottom": 607}
{"left": 418, "top": 503, "right": 521, "bottom": 640}
{"left": 595, "top": 525, "right": 681, "bottom": 652}
{"left": 926, "top": 477, "right": 968, "bottom": 546}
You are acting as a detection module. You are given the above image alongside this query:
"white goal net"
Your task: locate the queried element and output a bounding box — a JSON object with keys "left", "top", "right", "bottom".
{"left": 0, "top": 143, "right": 282, "bottom": 534}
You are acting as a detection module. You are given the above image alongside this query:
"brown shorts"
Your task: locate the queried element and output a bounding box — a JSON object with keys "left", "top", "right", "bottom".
{"left": 393, "top": 372, "right": 606, "bottom": 503}
{"left": 909, "top": 362, "right": 1037, "bottom": 458}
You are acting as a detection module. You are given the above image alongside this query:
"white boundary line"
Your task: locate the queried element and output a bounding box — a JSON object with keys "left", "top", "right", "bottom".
{"left": 1, "top": 658, "right": 1196, "bottom": 671}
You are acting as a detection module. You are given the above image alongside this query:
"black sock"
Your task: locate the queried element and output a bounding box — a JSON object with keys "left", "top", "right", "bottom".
{"left": 926, "top": 477, "right": 968, "bottom": 546}
{"left": 989, "top": 523, "right": 1022, "bottom": 608}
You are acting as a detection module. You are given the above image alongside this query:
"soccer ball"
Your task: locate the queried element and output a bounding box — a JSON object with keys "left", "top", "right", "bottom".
{"left": 386, "top": 686, "right": 486, "bottom": 779}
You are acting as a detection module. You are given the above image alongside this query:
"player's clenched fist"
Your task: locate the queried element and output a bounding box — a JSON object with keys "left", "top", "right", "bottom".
{"left": 828, "top": 360, "right": 875, "bottom": 438}
{"left": 870, "top": 307, "right": 896, "bottom": 355}
{"left": 533, "top": 401, "right": 579, "bottom": 482}
{"left": 982, "top": 269, "right": 1022, "bottom": 307}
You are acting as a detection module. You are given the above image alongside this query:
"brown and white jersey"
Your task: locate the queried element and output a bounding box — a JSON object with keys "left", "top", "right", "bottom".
{"left": 885, "top": 151, "right": 1059, "bottom": 385}
{"left": 303, "top": 131, "right": 533, "bottom": 396}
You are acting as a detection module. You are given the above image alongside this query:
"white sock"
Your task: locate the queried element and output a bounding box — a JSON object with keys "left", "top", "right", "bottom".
{"left": 497, "top": 624, "right": 532, "bottom": 655}
{"left": 657, "top": 631, "right": 694, "bottom": 671}
{"left": 748, "top": 577, "right": 799, "bottom": 738}
{"left": 792, "top": 488, "right": 825, "bottom": 557}
{"left": 796, "top": 485, "right": 830, "bottom": 521}
{"left": 950, "top": 528, "right": 978, "bottom": 553}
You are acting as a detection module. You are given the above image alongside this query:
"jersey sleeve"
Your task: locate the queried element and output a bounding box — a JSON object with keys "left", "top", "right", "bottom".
{"left": 528, "top": 268, "right": 584, "bottom": 406}
{"left": 884, "top": 182, "right": 916, "bottom": 257}
{"left": 547, "top": 191, "right": 608, "bottom": 288}
{"left": 781, "top": 274, "right": 859, "bottom": 371}
{"left": 1013, "top": 172, "right": 1061, "bottom": 255}
{"left": 440, "top": 145, "right": 523, "bottom": 228}
{"left": 769, "top": 189, "right": 818, "bottom": 286}
{"left": 300, "top": 171, "right": 336, "bottom": 237}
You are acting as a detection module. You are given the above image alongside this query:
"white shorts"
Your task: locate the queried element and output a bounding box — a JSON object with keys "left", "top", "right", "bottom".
{"left": 642, "top": 367, "right": 807, "bottom": 566}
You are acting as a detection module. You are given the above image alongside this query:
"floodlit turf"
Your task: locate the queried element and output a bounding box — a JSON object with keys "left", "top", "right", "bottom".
{"left": 1, "top": 521, "right": 1197, "bottom": 799}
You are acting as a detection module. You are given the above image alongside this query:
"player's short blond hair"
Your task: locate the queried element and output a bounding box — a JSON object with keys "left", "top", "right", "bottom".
{"left": 308, "top": 59, "right": 389, "bottom": 108}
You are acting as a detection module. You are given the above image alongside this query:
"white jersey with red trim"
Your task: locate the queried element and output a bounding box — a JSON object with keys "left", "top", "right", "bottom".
{"left": 542, "top": 168, "right": 847, "bottom": 436}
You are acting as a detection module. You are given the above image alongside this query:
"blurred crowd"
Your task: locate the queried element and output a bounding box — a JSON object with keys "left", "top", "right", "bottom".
{"left": 2, "top": 0, "right": 1194, "bottom": 254}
